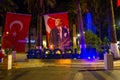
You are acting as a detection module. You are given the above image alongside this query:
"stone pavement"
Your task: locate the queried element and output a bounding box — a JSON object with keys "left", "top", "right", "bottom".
{"left": 11, "top": 53, "right": 120, "bottom": 69}
{"left": 0, "top": 53, "right": 120, "bottom": 80}
{"left": 0, "top": 53, "right": 119, "bottom": 69}
{"left": 0, "top": 67, "right": 120, "bottom": 80}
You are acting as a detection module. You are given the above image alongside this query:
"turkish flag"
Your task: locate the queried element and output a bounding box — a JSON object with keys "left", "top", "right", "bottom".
{"left": 117, "top": 0, "right": 120, "bottom": 7}
{"left": 2, "top": 12, "right": 31, "bottom": 52}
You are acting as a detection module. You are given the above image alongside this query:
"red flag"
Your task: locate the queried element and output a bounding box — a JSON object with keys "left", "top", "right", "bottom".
{"left": 2, "top": 12, "right": 31, "bottom": 52}
{"left": 117, "top": 0, "right": 120, "bottom": 7}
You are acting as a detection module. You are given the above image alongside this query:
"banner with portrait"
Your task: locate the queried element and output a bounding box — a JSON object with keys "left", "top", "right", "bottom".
{"left": 44, "top": 12, "right": 70, "bottom": 50}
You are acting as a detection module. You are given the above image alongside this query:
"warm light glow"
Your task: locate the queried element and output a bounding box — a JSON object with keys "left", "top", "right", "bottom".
{"left": 56, "top": 59, "right": 71, "bottom": 65}
{"left": 6, "top": 32, "right": 9, "bottom": 34}
{"left": 43, "top": 40, "right": 47, "bottom": 48}
{"left": 77, "top": 34, "right": 80, "bottom": 37}
{"left": 113, "top": 24, "right": 116, "bottom": 27}
{"left": 56, "top": 51, "right": 61, "bottom": 54}
{"left": 1, "top": 49, "right": 5, "bottom": 54}
{"left": 50, "top": 45, "right": 54, "bottom": 50}
{"left": 45, "top": 51, "right": 50, "bottom": 54}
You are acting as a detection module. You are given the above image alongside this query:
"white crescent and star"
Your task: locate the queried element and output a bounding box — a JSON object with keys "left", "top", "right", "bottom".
{"left": 10, "top": 20, "right": 23, "bottom": 32}
{"left": 8, "top": 20, "right": 23, "bottom": 36}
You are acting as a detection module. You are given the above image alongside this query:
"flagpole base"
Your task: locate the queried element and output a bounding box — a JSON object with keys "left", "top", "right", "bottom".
{"left": 110, "top": 43, "right": 120, "bottom": 58}
{"left": 2, "top": 54, "right": 12, "bottom": 70}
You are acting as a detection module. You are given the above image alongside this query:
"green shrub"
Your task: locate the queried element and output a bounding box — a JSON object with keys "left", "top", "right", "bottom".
{"left": 85, "top": 31, "right": 102, "bottom": 49}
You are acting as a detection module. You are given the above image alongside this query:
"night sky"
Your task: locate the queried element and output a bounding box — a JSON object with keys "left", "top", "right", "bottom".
{"left": 12, "top": 0, "right": 120, "bottom": 18}
{"left": 0, "top": 0, "right": 120, "bottom": 26}
{"left": 13, "top": 0, "right": 27, "bottom": 13}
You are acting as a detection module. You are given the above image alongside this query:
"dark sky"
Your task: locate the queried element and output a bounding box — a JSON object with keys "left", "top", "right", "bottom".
{"left": 1, "top": 0, "right": 120, "bottom": 26}
{"left": 13, "top": 0, "right": 27, "bottom": 13}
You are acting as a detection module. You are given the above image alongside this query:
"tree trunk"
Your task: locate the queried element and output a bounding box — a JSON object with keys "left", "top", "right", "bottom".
{"left": 76, "top": 0, "right": 86, "bottom": 49}
{"left": 36, "top": 0, "right": 43, "bottom": 49}
{"left": 107, "top": 0, "right": 120, "bottom": 58}
{"left": 36, "top": 14, "right": 42, "bottom": 49}
{"left": 73, "top": 24, "right": 77, "bottom": 48}
{"left": 28, "top": 27, "right": 31, "bottom": 50}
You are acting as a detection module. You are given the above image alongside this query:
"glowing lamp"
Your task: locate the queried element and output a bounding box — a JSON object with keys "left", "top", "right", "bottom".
{"left": 93, "top": 56, "right": 95, "bottom": 59}
{"left": 88, "top": 57, "right": 91, "bottom": 59}
{"left": 6, "top": 32, "right": 9, "bottom": 35}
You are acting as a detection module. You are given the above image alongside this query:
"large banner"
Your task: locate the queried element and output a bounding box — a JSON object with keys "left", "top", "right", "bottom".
{"left": 2, "top": 12, "right": 31, "bottom": 52}
{"left": 44, "top": 12, "right": 70, "bottom": 50}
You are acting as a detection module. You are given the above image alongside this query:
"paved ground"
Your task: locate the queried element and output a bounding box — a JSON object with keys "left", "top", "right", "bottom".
{"left": 0, "top": 67, "right": 120, "bottom": 80}
{"left": 9, "top": 53, "right": 120, "bottom": 69}
{"left": 1, "top": 53, "right": 120, "bottom": 80}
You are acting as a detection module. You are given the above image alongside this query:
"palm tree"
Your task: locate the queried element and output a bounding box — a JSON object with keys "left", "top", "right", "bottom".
{"left": 0, "top": 0, "right": 17, "bottom": 16}
{"left": 67, "top": 0, "right": 87, "bottom": 29}
{"left": 91, "top": 0, "right": 108, "bottom": 40}
{"left": 76, "top": 0, "right": 86, "bottom": 49}
{"left": 24, "top": 0, "right": 56, "bottom": 49}
{"left": 39, "top": 0, "right": 56, "bottom": 49}
{"left": 106, "top": 0, "right": 120, "bottom": 58}
{"left": 66, "top": 0, "right": 87, "bottom": 44}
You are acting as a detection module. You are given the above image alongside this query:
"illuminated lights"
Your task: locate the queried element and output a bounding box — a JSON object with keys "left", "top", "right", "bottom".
{"left": 113, "top": 24, "right": 116, "bottom": 27}
{"left": 50, "top": 45, "right": 54, "bottom": 50}
{"left": 26, "top": 48, "right": 98, "bottom": 60}
{"left": 85, "top": 12, "right": 96, "bottom": 34}
{"left": 93, "top": 56, "right": 95, "bottom": 59}
{"left": 43, "top": 40, "right": 47, "bottom": 48}
{"left": 56, "top": 51, "right": 61, "bottom": 54}
{"left": 80, "top": 48, "right": 98, "bottom": 60}
{"left": 45, "top": 51, "right": 49, "bottom": 54}
{"left": 77, "top": 34, "right": 80, "bottom": 37}
{"left": 6, "top": 32, "right": 9, "bottom": 34}
{"left": 44, "top": 49, "right": 52, "bottom": 54}
{"left": 26, "top": 39, "right": 35, "bottom": 43}
{"left": 54, "top": 49, "right": 62, "bottom": 55}
{"left": 88, "top": 57, "right": 91, "bottom": 59}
